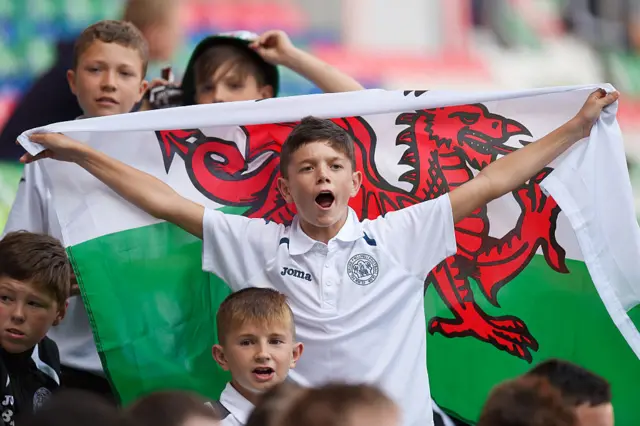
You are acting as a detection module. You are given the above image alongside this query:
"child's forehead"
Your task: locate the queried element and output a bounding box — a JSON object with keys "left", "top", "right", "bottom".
{"left": 79, "top": 41, "right": 144, "bottom": 67}
{"left": 289, "top": 140, "right": 347, "bottom": 160}
{"left": 0, "top": 276, "right": 56, "bottom": 302}
{"left": 227, "top": 319, "right": 293, "bottom": 336}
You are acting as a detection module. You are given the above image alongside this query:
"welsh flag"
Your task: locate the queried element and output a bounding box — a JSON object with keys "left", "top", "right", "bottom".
{"left": 19, "top": 86, "right": 640, "bottom": 425}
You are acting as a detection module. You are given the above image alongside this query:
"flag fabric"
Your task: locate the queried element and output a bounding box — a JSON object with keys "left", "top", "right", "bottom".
{"left": 19, "top": 85, "right": 640, "bottom": 425}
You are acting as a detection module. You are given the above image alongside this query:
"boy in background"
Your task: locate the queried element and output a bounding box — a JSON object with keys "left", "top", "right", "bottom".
{"left": 3, "top": 20, "right": 149, "bottom": 399}
{"left": 478, "top": 376, "right": 577, "bottom": 426}
{"left": 0, "top": 231, "right": 70, "bottom": 424}
{"left": 211, "top": 288, "right": 303, "bottom": 426}
{"left": 145, "top": 30, "right": 362, "bottom": 109}
{"left": 527, "top": 359, "right": 613, "bottom": 426}
{"left": 0, "top": 0, "right": 183, "bottom": 159}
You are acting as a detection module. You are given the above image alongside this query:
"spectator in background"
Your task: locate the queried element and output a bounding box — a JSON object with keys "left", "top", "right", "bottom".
{"left": 477, "top": 375, "right": 577, "bottom": 426}
{"left": 0, "top": 231, "right": 71, "bottom": 425}
{"left": 210, "top": 288, "right": 303, "bottom": 426}
{"left": 143, "top": 29, "right": 363, "bottom": 110}
{"left": 0, "top": 0, "right": 183, "bottom": 160}
{"left": 127, "top": 390, "right": 220, "bottom": 426}
{"left": 279, "top": 383, "right": 400, "bottom": 426}
{"left": 245, "top": 382, "right": 305, "bottom": 426}
{"left": 18, "top": 390, "right": 132, "bottom": 426}
{"left": 3, "top": 19, "right": 150, "bottom": 402}
{"left": 628, "top": 1, "right": 640, "bottom": 53}
{"left": 527, "top": 359, "right": 613, "bottom": 426}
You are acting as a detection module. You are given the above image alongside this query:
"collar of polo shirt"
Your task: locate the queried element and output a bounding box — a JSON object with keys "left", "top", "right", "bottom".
{"left": 219, "top": 383, "right": 255, "bottom": 424}
{"left": 288, "top": 208, "right": 363, "bottom": 255}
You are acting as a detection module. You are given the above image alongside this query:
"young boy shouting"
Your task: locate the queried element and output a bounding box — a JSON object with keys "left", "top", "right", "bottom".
{"left": 19, "top": 89, "right": 619, "bottom": 426}
{"left": 210, "top": 288, "right": 303, "bottom": 426}
{"left": 3, "top": 20, "right": 149, "bottom": 398}
{"left": 0, "top": 231, "right": 70, "bottom": 424}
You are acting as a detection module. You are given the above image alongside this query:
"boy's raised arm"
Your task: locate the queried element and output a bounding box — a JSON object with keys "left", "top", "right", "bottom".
{"left": 449, "top": 89, "right": 619, "bottom": 224}
{"left": 20, "top": 134, "right": 205, "bottom": 239}
{"left": 250, "top": 30, "right": 364, "bottom": 93}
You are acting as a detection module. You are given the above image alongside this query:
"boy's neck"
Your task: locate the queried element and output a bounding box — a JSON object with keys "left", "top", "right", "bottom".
{"left": 230, "top": 380, "right": 261, "bottom": 405}
{"left": 299, "top": 210, "right": 349, "bottom": 244}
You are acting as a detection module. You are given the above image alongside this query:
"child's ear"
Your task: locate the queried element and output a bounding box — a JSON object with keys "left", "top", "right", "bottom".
{"left": 66, "top": 69, "right": 77, "bottom": 95}
{"left": 350, "top": 170, "right": 362, "bottom": 197}
{"left": 138, "top": 80, "right": 149, "bottom": 100}
{"left": 52, "top": 304, "right": 67, "bottom": 327}
{"left": 212, "top": 344, "right": 230, "bottom": 371}
{"left": 290, "top": 342, "right": 304, "bottom": 368}
{"left": 277, "top": 176, "right": 294, "bottom": 204}
{"left": 259, "top": 85, "right": 274, "bottom": 100}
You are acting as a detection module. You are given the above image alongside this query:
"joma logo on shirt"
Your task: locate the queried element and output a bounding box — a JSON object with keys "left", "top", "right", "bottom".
{"left": 281, "top": 267, "right": 312, "bottom": 282}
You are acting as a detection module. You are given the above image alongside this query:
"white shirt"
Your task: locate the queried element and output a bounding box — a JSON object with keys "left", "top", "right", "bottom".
{"left": 217, "top": 383, "right": 254, "bottom": 426}
{"left": 2, "top": 162, "right": 103, "bottom": 375}
{"left": 202, "top": 195, "right": 456, "bottom": 426}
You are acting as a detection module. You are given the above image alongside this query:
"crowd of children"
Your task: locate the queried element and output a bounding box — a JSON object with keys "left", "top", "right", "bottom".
{"left": 0, "top": 3, "right": 620, "bottom": 426}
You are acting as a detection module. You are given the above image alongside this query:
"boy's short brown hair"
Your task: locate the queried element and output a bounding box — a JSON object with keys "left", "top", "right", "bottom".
{"left": 127, "top": 390, "right": 221, "bottom": 426}
{"left": 0, "top": 231, "right": 70, "bottom": 308}
{"left": 281, "top": 383, "right": 396, "bottom": 426}
{"left": 527, "top": 358, "right": 611, "bottom": 407}
{"left": 73, "top": 20, "right": 149, "bottom": 76}
{"left": 279, "top": 116, "right": 357, "bottom": 179}
{"left": 478, "top": 376, "right": 577, "bottom": 426}
{"left": 216, "top": 288, "right": 295, "bottom": 345}
{"left": 246, "top": 382, "right": 306, "bottom": 426}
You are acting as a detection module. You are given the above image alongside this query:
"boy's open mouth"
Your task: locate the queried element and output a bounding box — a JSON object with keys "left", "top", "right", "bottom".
{"left": 315, "top": 191, "right": 335, "bottom": 209}
{"left": 252, "top": 367, "right": 275, "bottom": 381}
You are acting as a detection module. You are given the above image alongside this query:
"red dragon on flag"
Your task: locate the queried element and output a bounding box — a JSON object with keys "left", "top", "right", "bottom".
{"left": 155, "top": 103, "right": 569, "bottom": 362}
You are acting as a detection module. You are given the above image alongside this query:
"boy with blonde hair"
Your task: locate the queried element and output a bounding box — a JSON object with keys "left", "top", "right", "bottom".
{"left": 4, "top": 20, "right": 149, "bottom": 399}
{"left": 211, "top": 288, "right": 303, "bottom": 426}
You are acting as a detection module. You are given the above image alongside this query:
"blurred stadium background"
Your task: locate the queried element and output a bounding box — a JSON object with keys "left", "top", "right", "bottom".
{"left": 0, "top": 0, "right": 639, "bottom": 224}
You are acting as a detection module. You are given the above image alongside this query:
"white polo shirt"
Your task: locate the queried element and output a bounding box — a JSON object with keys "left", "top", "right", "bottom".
{"left": 202, "top": 194, "right": 456, "bottom": 426}
{"left": 215, "top": 383, "right": 254, "bottom": 426}
{"left": 2, "top": 162, "right": 103, "bottom": 376}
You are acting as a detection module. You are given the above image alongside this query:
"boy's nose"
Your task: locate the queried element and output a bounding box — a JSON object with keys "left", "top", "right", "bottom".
{"left": 101, "top": 72, "right": 117, "bottom": 91}
{"left": 11, "top": 305, "right": 25, "bottom": 323}
{"left": 254, "top": 346, "right": 271, "bottom": 360}
{"left": 316, "top": 168, "right": 331, "bottom": 183}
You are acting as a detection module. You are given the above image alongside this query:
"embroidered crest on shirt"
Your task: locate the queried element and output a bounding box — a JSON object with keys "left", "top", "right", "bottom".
{"left": 347, "top": 254, "right": 379, "bottom": 286}
{"left": 32, "top": 387, "right": 51, "bottom": 411}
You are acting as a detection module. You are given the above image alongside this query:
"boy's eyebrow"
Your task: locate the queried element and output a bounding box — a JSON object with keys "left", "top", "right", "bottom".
{"left": 298, "top": 155, "right": 345, "bottom": 164}
{"left": 83, "top": 59, "right": 137, "bottom": 70}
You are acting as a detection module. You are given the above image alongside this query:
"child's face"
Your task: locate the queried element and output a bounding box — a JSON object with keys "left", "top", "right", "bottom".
{"left": 195, "top": 63, "right": 273, "bottom": 104}
{"left": 0, "top": 277, "right": 64, "bottom": 353}
{"left": 278, "top": 141, "right": 362, "bottom": 237}
{"left": 67, "top": 40, "right": 148, "bottom": 118}
{"left": 213, "top": 321, "right": 302, "bottom": 403}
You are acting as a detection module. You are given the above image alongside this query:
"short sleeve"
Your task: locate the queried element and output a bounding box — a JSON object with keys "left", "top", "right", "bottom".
{"left": 202, "top": 208, "right": 284, "bottom": 291}
{"left": 2, "top": 164, "right": 47, "bottom": 236}
{"left": 364, "top": 194, "right": 456, "bottom": 280}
